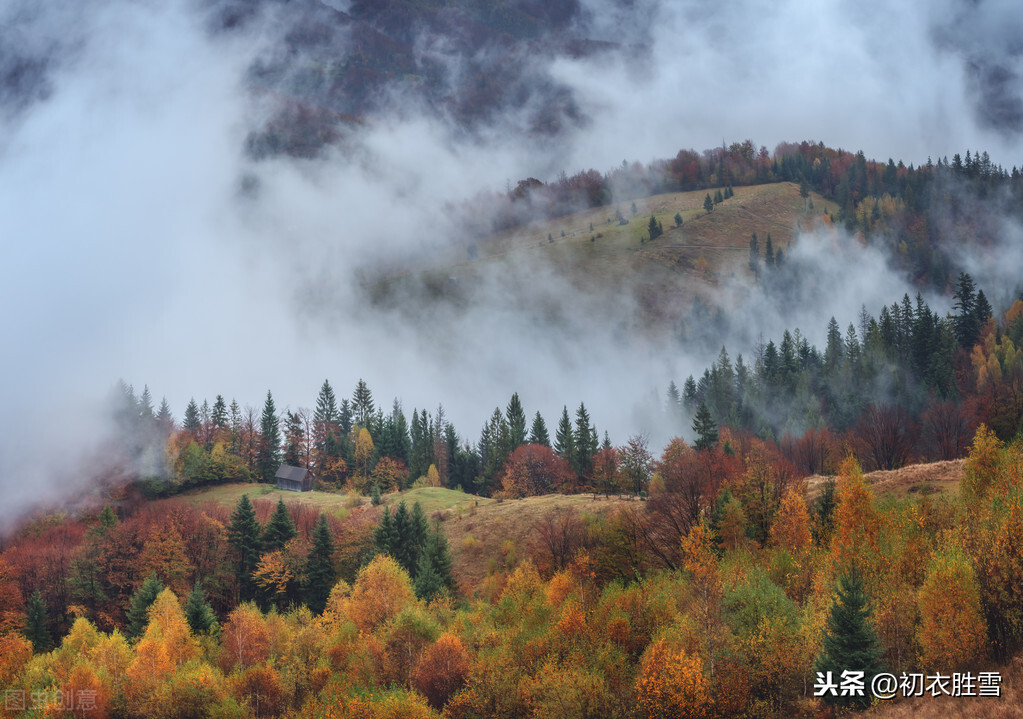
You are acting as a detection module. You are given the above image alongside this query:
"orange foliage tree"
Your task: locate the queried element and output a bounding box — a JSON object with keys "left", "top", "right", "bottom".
{"left": 634, "top": 637, "right": 711, "bottom": 719}
{"left": 412, "top": 632, "right": 470, "bottom": 709}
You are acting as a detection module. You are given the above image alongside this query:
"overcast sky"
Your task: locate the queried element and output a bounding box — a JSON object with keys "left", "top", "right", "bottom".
{"left": 1, "top": 0, "right": 1021, "bottom": 522}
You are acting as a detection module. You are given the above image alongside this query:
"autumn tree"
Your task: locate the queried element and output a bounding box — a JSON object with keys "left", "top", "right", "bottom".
{"left": 620, "top": 435, "right": 653, "bottom": 495}
{"left": 413, "top": 632, "right": 470, "bottom": 709}
{"left": 500, "top": 443, "right": 575, "bottom": 497}
{"left": 918, "top": 550, "right": 988, "bottom": 671}
{"left": 346, "top": 555, "right": 416, "bottom": 633}
{"left": 634, "top": 637, "right": 711, "bottom": 719}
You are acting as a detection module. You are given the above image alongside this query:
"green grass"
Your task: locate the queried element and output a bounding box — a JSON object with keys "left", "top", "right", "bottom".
{"left": 174, "top": 482, "right": 360, "bottom": 518}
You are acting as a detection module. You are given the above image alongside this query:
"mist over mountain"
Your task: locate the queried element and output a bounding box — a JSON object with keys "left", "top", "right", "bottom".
{"left": 1, "top": 0, "right": 1022, "bottom": 522}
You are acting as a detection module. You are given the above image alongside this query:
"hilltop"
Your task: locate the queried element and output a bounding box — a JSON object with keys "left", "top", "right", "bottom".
{"left": 372, "top": 181, "right": 839, "bottom": 333}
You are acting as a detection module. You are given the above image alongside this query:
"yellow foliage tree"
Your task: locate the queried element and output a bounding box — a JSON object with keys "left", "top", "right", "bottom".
{"left": 769, "top": 487, "right": 812, "bottom": 556}
{"left": 961, "top": 424, "right": 1004, "bottom": 503}
{"left": 346, "top": 555, "right": 415, "bottom": 634}
{"left": 918, "top": 551, "right": 988, "bottom": 671}
{"left": 830, "top": 456, "right": 878, "bottom": 573}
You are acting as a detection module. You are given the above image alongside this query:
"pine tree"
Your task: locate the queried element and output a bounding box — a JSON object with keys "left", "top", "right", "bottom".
{"left": 713, "top": 188, "right": 724, "bottom": 204}
{"left": 765, "top": 234, "right": 775, "bottom": 266}
{"left": 692, "top": 401, "right": 718, "bottom": 451}
{"left": 814, "top": 570, "right": 885, "bottom": 708}
{"left": 674, "top": 211, "right": 683, "bottom": 227}
{"left": 305, "top": 515, "right": 335, "bottom": 614}
{"left": 313, "top": 379, "right": 339, "bottom": 448}
{"left": 24, "top": 589, "right": 52, "bottom": 652}
{"left": 257, "top": 391, "right": 280, "bottom": 483}
{"left": 263, "top": 498, "right": 297, "bottom": 552}
{"left": 125, "top": 574, "right": 163, "bottom": 641}
{"left": 371, "top": 483, "right": 382, "bottom": 506}
{"left": 529, "top": 411, "right": 550, "bottom": 446}
{"left": 506, "top": 393, "right": 527, "bottom": 451}
{"left": 703, "top": 194, "right": 714, "bottom": 213}
{"left": 184, "top": 582, "right": 217, "bottom": 635}
{"left": 156, "top": 398, "right": 174, "bottom": 434}
{"left": 228, "top": 495, "right": 263, "bottom": 601}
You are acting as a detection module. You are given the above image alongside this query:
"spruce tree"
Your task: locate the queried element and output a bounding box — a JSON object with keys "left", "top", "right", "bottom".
{"left": 125, "top": 574, "right": 163, "bottom": 641}
{"left": 257, "top": 391, "right": 280, "bottom": 483}
{"left": 505, "top": 393, "right": 527, "bottom": 451}
{"left": 263, "top": 498, "right": 297, "bottom": 552}
{"left": 212, "top": 395, "right": 228, "bottom": 432}
{"left": 573, "top": 403, "right": 598, "bottom": 480}
{"left": 183, "top": 398, "right": 201, "bottom": 438}
{"left": 674, "top": 211, "right": 683, "bottom": 227}
{"left": 703, "top": 193, "right": 713, "bottom": 213}
{"left": 228, "top": 495, "right": 263, "bottom": 601}
{"left": 352, "top": 379, "right": 375, "bottom": 429}
{"left": 529, "top": 411, "right": 550, "bottom": 447}
{"left": 371, "top": 483, "right": 382, "bottom": 506}
{"left": 414, "top": 525, "right": 454, "bottom": 601}
{"left": 375, "top": 506, "right": 395, "bottom": 555}
{"left": 184, "top": 582, "right": 217, "bottom": 635}
{"left": 814, "top": 570, "right": 885, "bottom": 709}
{"left": 692, "top": 401, "right": 718, "bottom": 451}
{"left": 305, "top": 515, "right": 336, "bottom": 614}
{"left": 24, "top": 589, "right": 52, "bottom": 652}
{"left": 554, "top": 406, "right": 576, "bottom": 468}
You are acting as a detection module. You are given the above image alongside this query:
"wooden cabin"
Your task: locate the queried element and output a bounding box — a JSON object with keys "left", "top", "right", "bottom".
{"left": 275, "top": 465, "right": 312, "bottom": 492}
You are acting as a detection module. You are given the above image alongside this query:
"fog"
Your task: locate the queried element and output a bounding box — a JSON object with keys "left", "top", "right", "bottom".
{"left": 1, "top": 0, "right": 1021, "bottom": 523}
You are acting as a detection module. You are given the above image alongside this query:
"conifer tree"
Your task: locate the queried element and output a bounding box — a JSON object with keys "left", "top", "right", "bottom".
{"left": 703, "top": 194, "right": 713, "bottom": 213}
{"left": 814, "top": 570, "right": 885, "bottom": 709}
{"left": 371, "top": 483, "right": 382, "bottom": 506}
{"left": 573, "top": 403, "right": 598, "bottom": 480}
{"left": 212, "top": 395, "right": 228, "bottom": 432}
{"left": 529, "top": 411, "right": 550, "bottom": 446}
{"left": 228, "top": 495, "right": 263, "bottom": 601}
{"left": 184, "top": 582, "right": 217, "bottom": 635}
{"left": 692, "top": 401, "right": 718, "bottom": 451}
{"left": 263, "top": 498, "right": 297, "bottom": 552}
{"left": 352, "top": 379, "right": 375, "bottom": 429}
{"left": 183, "top": 398, "right": 201, "bottom": 439}
{"left": 414, "top": 526, "right": 454, "bottom": 601}
{"left": 375, "top": 507, "right": 395, "bottom": 555}
{"left": 506, "top": 393, "right": 527, "bottom": 451}
{"left": 257, "top": 391, "right": 280, "bottom": 483}
{"left": 674, "top": 211, "right": 683, "bottom": 227}
{"left": 24, "top": 589, "right": 52, "bottom": 652}
{"left": 305, "top": 515, "right": 335, "bottom": 614}
{"left": 554, "top": 406, "right": 576, "bottom": 469}
{"left": 125, "top": 574, "right": 163, "bottom": 641}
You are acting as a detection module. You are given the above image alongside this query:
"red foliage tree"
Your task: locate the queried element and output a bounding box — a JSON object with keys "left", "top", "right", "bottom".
{"left": 499, "top": 444, "right": 575, "bottom": 497}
